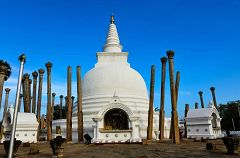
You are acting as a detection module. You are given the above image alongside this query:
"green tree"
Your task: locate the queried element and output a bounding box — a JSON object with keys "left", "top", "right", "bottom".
{"left": 219, "top": 100, "right": 240, "bottom": 131}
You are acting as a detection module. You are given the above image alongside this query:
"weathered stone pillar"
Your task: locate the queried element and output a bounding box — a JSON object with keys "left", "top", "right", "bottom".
{"left": 170, "top": 71, "right": 180, "bottom": 139}
{"left": 28, "top": 79, "right": 32, "bottom": 112}
{"left": 3, "top": 88, "right": 10, "bottom": 117}
{"left": 184, "top": 104, "right": 189, "bottom": 138}
{"left": 65, "top": 96, "right": 67, "bottom": 117}
{"left": 210, "top": 87, "right": 218, "bottom": 109}
{"left": 18, "top": 93, "right": 23, "bottom": 112}
{"left": 52, "top": 93, "right": 56, "bottom": 120}
{"left": 0, "top": 64, "right": 10, "bottom": 110}
{"left": 77, "top": 66, "right": 83, "bottom": 142}
{"left": 59, "top": 95, "right": 63, "bottom": 119}
{"left": 66, "top": 66, "right": 72, "bottom": 142}
{"left": 167, "top": 50, "right": 180, "bottom": 144}
{"left": 195, "top": 102, "right": 198, "bottom": 109}
{"left": 37, "top": 69, "right": 45, "bottom": 122}
{"left": 37, "top": 69, "right": 45, "bottom": 141}
{"left": 198, "top": 91, "right": 204, "bottom": 108}
{"left": 71, "top": 96, "right": 75, "bottom": 107}
{"left": 40, "top": 114, "right": 45, "bottom": 129}
{"left": 147, "top": 65, "right": 155, "bottom": 140}
{"left": 23, "top": 73, "right": 30, "bottom": 112}
{"left": 32, "top": 71, "right": 38, "bottom": 114}
{"left": 175, "top": 71, "right": 180, "bottom": 103}
{"left": 45, "top": 62, "right": 53, "bottom": 141}
{"left": 21, "top": 77, "right": 26, "bottom": 110}
{"left": 159, "top": 57, "right": 167, "bottom": 140}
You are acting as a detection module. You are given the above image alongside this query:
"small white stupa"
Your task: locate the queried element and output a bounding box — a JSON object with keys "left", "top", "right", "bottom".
{"left": 185, "top": 101, "right": 223, "bottom": 140}
{"left": 0, "top": 107, "right": 38, "bottom": 143}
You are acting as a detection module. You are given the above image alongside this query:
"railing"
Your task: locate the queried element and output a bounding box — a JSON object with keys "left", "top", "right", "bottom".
{"left": 222, "top": 131, "right": 240, "bottom": 137}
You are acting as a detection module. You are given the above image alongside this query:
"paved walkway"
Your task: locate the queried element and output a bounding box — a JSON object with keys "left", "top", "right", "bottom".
{"left": 0, "top": 139, "right": 239, "bottom": 158}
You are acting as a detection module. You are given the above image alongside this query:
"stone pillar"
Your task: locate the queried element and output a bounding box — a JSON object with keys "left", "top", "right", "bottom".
{"left": 198, "top": 91, "right": 204, "bottom": 108}
{"left": 45, "top": 62, "right": 52, "bottom": 141}
{"left": 28, "top": 79, "right": 32, "bottom": 112}
{"left": 0, "top": 64, "right": 9, "bottom": 110}
{"left": 32, "top": 71, "right": 38, "bottom": 114}
{"left": 23, "top": 73, "right": 30, "bottom": 113}
{"left": 147, "top": 65, "right": 155, "bottom": 140}
{"left": 37, "top": 69, "right": 45, "bottom": 122}
{"left": 71, "top": 96, "right": 74, "bottom": 109}
{"left": 18, "top": 93, "right": 23, "bottom": 112}
{"left": 184, "top": 104, "right": 189, "bottom": 138}
{"left": 65, "top": 96, "right": 67, "bottom": 117}
{"left": 52, "top": 93, "right": 56, "bottom": 120}
{"left": 21, "top": 77, "right": 26, "bottom": 110}
{"left": 59, "top": 95, "right": 63, "bottom": 119}
{"left": 3, "top": 88, "right": 10, "bottom": 117}
{"left": 170, "top": 71, "right": 180, "bottom": 139}
{"left": 37, "top": 69, "right": 45, "bottom": 141}
{"left": 175, "top": 71, "right": 180, "bottom": 104}
{"left": 210, "top": 87, "right": 218, "bottom": 109}
{"left": 66, "top": 66, "right": 72, "bottom": 142}
{"left": 77, "top": 66, "right": 83, "bottom": 142}
{"left": 195, "top": 102, "right": 198, "bottom": 109}
{"left": 40, "top": 115, "right": 45, "bottom": 129}
{"left": 159, "top": 57, "right": 167, "bottom": 140}
{"left": 167, "top": 50, "right": 180, "bottom": 144}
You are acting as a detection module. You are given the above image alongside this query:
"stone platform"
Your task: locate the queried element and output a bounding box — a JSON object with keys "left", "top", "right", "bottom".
{"left": 0, "top": 139, "right": 239, "bottom": 158}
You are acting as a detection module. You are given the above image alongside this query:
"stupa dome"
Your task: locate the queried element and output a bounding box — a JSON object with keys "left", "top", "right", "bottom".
{"left": 82, "top": 57, "right": 148, "bottom": 99}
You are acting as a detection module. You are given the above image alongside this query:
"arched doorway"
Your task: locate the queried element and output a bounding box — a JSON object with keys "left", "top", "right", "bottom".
{"left": 104, "top": 108, "right": 129, "bottom": 130}
{"left": 211, "top": 113, "right": 217, "bottom": 128}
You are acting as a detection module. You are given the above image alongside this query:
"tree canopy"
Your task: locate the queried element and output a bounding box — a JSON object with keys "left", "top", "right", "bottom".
{"left": 219, "top": 100, "right": 240, "bottom": 131}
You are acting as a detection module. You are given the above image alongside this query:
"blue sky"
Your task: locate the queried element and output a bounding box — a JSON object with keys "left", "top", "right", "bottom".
{"left": 0, "top": 0, "right": 240, "bottom": 120}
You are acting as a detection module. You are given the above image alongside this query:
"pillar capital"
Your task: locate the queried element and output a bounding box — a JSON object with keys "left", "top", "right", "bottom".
{"left": 45, "top": 62, "right": 53, "bottom": 69}
{"left": 210, "top": 86, "right": 215, "bottom": 91}
{"left": 18, "top": 54, "right": 26, "bottom": 63}
{"left": 23, "top": 73, "right": 30, "bottom": 79}
{"left": 0, "top": 65, "right": 8, "bottom": 75}
{"left": 52, "top": 93, "right": 56, "bottom": 97}
{"left": 60, "top": 95, "right": 63, "bottom": 99}
{"left": 38, "top": 69, "right": 45, "bottom": 75}
{"left": 198, "top": 91, "right": 203, "bottom": 95}
{"left": 71, "top": 96, "right": 75, "bottom": 100}
{"left": 160, "top": 57, "right": 167, "bottom": 63}
{"left": 32, "top": 71, "right": 38, "bottom": 78}
{"left": 167, "top": 50, "right": 175, "bottom": 59}
{"left": 5, "top": 88, "right": 11, "bottom": 93}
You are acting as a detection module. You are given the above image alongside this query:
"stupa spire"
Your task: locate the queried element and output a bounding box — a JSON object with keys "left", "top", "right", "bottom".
{"left": 103, "top": 15, "right": 123, "bottom": 52}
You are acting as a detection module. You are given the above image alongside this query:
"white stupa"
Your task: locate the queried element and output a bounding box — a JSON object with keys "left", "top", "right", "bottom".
{"left": 53, "top": 15, "right": 171, "bottom": 143}
{"left": 185, "top": 101, "right": 223, "bottom": 140}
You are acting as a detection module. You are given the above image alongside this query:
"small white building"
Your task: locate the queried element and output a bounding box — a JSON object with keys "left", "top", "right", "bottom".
{"left": 185, "top": 102, "right": 223, "bottom": 140}
{"left": 0, "top": 107, "right": 38, "bottom": 143}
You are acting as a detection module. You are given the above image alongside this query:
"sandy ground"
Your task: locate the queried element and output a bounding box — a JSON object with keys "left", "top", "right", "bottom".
{"left": 0, "top": 139, "right": 239, "bottom": 158}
